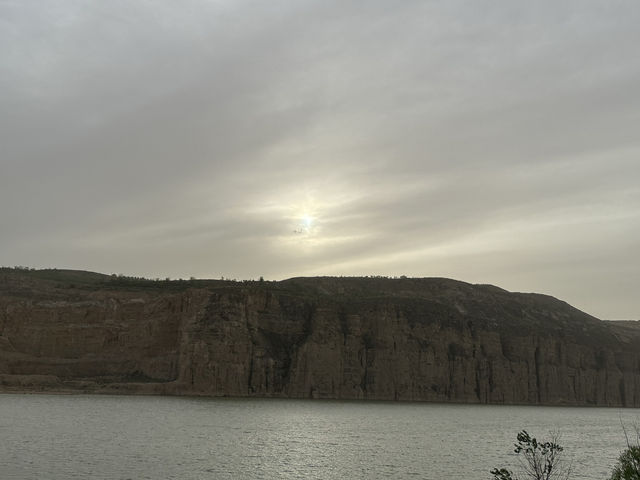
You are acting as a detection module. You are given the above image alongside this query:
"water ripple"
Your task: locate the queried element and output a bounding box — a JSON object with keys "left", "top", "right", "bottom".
{"left": 0, "top": 395, "right": 637, "bottom": 480}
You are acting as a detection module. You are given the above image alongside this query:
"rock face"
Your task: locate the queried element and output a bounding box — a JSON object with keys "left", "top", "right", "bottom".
{"left": 1, "top": 269, "right": 639, "bottom": 406}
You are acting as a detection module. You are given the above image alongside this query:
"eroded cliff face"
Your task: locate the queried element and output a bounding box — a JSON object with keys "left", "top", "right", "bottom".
{"left": 1, "top": 270, "right": 639, "bottom": 406}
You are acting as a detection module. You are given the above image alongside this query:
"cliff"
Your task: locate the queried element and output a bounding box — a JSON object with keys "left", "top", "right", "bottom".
{"left": 1, "top": 269, "right": 639, "bottom": 406}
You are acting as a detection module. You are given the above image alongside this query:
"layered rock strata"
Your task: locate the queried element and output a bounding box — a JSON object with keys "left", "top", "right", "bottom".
{"left": 1, "top": 270, "right": 639, "bottom": 406}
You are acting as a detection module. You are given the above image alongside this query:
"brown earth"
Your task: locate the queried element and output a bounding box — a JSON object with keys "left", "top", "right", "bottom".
{"left": 1, "top": 268, "right": 639, "bottom": 406}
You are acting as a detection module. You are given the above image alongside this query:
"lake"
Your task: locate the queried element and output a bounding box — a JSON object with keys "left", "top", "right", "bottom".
{"left": 1, "top": 394, "right": 638, "bottom": 479}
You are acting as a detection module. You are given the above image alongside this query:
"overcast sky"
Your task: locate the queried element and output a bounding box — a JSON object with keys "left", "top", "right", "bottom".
{"left": 2, "top": 1, "right": 639, "bottom": 319}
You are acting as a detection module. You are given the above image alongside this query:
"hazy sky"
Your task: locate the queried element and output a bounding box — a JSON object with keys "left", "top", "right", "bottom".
{"left": 2, "top": 1, "right": 639, "bottom": 319}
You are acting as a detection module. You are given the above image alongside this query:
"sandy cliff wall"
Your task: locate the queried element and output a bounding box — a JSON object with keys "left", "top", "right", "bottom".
{"left": 1, "top": 271, "right": 639, "bottom": 406}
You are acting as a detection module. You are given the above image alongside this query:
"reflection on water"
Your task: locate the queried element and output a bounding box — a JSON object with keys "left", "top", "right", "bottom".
{"left": 0, "top": 394, "right": 637, "bottom": 479}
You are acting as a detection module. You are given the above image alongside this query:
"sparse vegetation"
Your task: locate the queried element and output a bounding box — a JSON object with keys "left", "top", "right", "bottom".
{"left": 609, "top": 424, "right": 640, "bottom": 480}
{"left": 491, "top": 430, "right": 571, "bottom": 480}
{"left": 0, "top": 267, "right": 278, "bottom": 293}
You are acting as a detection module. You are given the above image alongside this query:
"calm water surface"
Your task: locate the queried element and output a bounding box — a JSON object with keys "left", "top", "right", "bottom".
{"left": 1, "top": 394, "right": 638, "bottom": 479}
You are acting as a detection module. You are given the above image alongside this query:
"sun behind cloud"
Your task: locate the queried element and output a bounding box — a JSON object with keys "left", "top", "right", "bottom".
{"left": 300, "top": 213, "right": 314, "bottom": 232}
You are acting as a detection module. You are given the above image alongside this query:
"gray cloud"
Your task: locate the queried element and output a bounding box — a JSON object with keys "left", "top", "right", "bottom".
{"left": 2, "top": 0, "right": 639, "bottom": 319}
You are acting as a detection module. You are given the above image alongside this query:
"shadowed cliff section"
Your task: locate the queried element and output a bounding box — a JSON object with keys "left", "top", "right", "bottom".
{"left": 1, "top": 268, "right": 639, "bottom": 406}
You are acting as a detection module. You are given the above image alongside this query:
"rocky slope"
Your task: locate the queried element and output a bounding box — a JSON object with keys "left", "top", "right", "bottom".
{"left": 1, "top": 269, "right": 639, "bottom": 406}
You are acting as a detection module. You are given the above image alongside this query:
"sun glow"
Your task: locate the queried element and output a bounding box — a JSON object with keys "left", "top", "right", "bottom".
{"left": 293, "top": 211, "right": 317, "bottom": 237}
{"left": 246, "top": 185, "right": 363, "bottom": 250}
{"left": 301, "top": 213, "right": 313, "bottom": 230}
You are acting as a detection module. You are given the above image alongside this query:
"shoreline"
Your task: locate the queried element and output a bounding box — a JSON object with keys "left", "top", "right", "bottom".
{"left": 2, "top": 384, "right": 638, "bottom": 409}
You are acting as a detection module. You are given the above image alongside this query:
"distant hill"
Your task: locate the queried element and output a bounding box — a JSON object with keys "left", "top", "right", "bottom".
{"left": 1, "top": 268, "right": 639, "bottom": 406}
